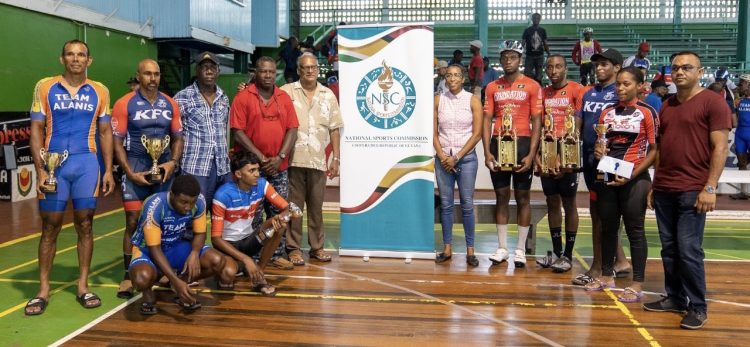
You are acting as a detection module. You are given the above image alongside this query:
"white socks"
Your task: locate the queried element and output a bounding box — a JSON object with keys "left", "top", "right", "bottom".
{"left": 517, "top": 225, "right": 530, "bottom": 252}
{"left": 497, "top": 224, "right": 508, "bottom": 249}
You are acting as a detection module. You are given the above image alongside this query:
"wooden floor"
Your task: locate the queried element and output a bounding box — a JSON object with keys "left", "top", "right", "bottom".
{"left": 66, "top": 255, "right": 750, "bottom": 346}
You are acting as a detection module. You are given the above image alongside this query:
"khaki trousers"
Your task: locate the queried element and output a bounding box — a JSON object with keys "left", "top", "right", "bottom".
{"left": 286, "top": 167, "right": 327, "bottom": 253}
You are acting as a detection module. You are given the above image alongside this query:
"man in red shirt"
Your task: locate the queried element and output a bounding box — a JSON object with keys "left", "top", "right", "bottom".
{"left": 482, "top": 39, "right": 542, "bottom": 268}
{"left": 644, "top": 51, "right": 732, "bottom": 330}
{"left": 230, "top": 56, "right": 299, "bottom": 270}
{"left": 468, "top": 40, "right": 484, "bottom": 97}
{"left": 536, "top": 54, "right": 586, "bottom": 273}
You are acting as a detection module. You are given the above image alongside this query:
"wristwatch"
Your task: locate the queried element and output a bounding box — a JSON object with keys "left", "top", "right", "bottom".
{"left": 278, "top": 152, "right": 287, "bottom": 159}
{"left": 704, "top": 185, "right": 716, "bottom": 194}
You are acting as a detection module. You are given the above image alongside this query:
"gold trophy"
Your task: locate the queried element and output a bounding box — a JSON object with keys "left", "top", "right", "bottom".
{"left": 141, "top": 134, "right": 170, "bottom": 184}
{"left": 593, "top": 123, "right": 611, "bottom": 182}
{"left": 255, "top": 202, "right": 303, "bottom": 245}
{"left": 539, "top": 107, "right": 558, "bottom": 176}
{"left": 39, "top": 148, "right": 68, "bottom": 193}
{"left": 496, "top": 104, "right": 517, "bottom": 171}
{"left": 559, "top": 105, "right": 581, "bottom": 172}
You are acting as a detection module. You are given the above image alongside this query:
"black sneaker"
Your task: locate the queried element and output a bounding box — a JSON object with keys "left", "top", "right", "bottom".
{"left": 680, "top": 310, "right": 708, "bottom": 330}
{"left": 642, "top": 297, "right": 688, "bottom": 314}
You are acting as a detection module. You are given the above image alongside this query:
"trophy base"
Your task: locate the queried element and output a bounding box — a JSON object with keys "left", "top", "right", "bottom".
{"left": 561, "top": 166, "right": 579, "bottom": 173}
{"left": 145, "top": 173, "right": 164, "bottom": 184}
{"left": 499, "top": 165, "right": 515, "bottom": 172}
{"left": 40, "top": 183, "right": 57, "bottom": 193}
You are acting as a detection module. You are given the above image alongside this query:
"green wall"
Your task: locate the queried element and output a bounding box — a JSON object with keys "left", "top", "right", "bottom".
{"left": 0, "top": 5, "right": 157, "bottom": 112}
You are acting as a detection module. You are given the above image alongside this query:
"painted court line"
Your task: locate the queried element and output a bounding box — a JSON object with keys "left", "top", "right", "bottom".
{"left": 0, "top": 228, "right": 125, "bottom": 276}
{"left": 0, "top": 260, "right": 121, "bottom": 318}
{"left": 50, "top": 293, "right": 143, "bottom": 347}
{"left": 306, "top": 263, "right": 564, "bottom": 347}
{"left": 0, "top": 208, "right": 124, "bottom": 249}
{"left": 572, "top": 249, "right": 662, "bottom": 347}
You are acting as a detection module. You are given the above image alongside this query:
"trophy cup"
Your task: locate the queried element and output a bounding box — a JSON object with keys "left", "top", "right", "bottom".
{"left": 496, "top": 104, "right": 518, "bottom": 171}
{"left": 539, "top": 107, "right": 558, "bottom": 176}
{"left": 141, "top": 134, "right": 170, "bottom": 184}
{"left": 255, "top": 202, "right": 303, "bottom": 245}
{"left": 593, "top": 123, "right": 611, "bottom": 182}
{"left": 39, "top": 148, "right": 68, "bottom": 193}
{"left": 559, "top": 105, "right": 581, "bottom": 172}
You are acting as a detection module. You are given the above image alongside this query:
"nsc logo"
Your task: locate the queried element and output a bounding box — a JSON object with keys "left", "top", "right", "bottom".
{"left": 356, "top": 60, "right": 416, "bottom": 129}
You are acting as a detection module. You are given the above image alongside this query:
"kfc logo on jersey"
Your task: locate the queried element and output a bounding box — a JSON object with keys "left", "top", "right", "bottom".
{"left": 133, "top": 109, "right": 173, "bottom": 121}
{"left": 583, "top": 101, "right": 615, "bottom": 114}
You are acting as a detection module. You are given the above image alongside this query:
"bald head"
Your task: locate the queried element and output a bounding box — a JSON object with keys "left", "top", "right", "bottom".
{"left": 136, "top": 59, "right": 161, "bottom": 93}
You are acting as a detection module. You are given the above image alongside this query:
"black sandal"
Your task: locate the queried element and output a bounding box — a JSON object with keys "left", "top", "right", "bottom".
{"left": 77, "top": 292, "right": 102, "bottom": 309}
{"left": 435, "top": 252, "right": 452, "bottom": 263}
{"left": 24, "top": 297, "right": 48, "bottom": 316}
{"left": 466, "top": 255, "right": 479, "bottom": 267}
{"left": 140, "top": 302, "right": 158, "bottom": 315}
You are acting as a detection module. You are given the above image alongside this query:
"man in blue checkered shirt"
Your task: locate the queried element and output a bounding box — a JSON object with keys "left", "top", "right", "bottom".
{"left": 174, "top": 51, "right": 231, "bottom": 211}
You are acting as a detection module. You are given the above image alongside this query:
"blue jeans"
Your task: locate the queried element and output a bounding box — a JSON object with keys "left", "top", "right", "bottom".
{"left": 653, "top": 191, "right": 707, "bottom": 313}
{"left": 435, "top": 150, "right": 478, "bottom": 247}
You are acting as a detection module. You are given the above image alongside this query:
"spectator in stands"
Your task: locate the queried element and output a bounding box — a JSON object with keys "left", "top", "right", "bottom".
{"left": 708, "top": 68, "right": 736, "bottom": 111}
{"left": 645, "top": 79, "right": 669, "bottom": 112}
{"left": 433, "top": 64, "right": 483, "bottom": 267}
{"left": 732, "top": 74, "right": 750, "bottom": 200}
{"left": 326, "top": 22, "right": 345, "bottom": 71}
{"left": 522, "top": 12, "right": 550, "bottom": 84}
{"left": 326, "top": 70, "right": 339, "bottom": 101}
{"left": 654, "top": 52, "right": 677, "bottom": 96}
{"left": 126, "top": 77, "right": 139, "bottom": 92}
{"left": 481, "top": 57, "right": 500, "bottom": 103}
{"left": 646, "top": 50, "right": 732, "bottom": 330}
{"left": 638, "top": 84, "right": 651, "bottom": 102}
{"left": 279, "top": 36, "right": 301, "bottom": 83}
{"left": 624, "top": 42, "right": 652, "bottom": 73}
{"left": 468, "top": 40, "right": 484, "bottom": 96}
{"left": 300, "top": 35, "right": 317, "bottom": 55}
{"left": 571, "top": 27, "right": 601, "bottom": 86}
{"left": 435, "top": 60, "right": 449, "bottom": 94}
{"left": 449, "top": 49, "right": 464, "bottom": 67}
{"left": 707, "top": 82, "right": 723, "bottom": 94}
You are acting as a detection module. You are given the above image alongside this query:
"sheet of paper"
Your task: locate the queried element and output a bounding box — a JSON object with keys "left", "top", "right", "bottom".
{"left": 597, "top": 155, "right": 635, "bottom": 179}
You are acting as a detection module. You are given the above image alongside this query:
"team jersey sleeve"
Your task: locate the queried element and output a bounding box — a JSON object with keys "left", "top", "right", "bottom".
{"left": 530, "top": 83, "right": 543, "bottom": 117}
{"left": 483, "top": 83, "right": 496, "bottom": 116}
{"left": 111, "top": 95, "right": 130, "bottom": 138}
{"left": 210, "top": 191, "right": 228, "bottom": 238}
{"left": 93, "top": 82, "right": 111, "bottom": 123}
{"left": 30, "top": 78, "right": 50, "bottom": 122}
{"left": 263, "top": 182, "right": 289, "bottom": 210}
{"left": 168, "top": 96, "right": 183, "bottom": 137}
{"left": 142, "top": 200, "right": 163, "bottom": 247}
{"left": 642, "top": 106, "right": 657, "bottom": 146}
{"left": 191, "top": 195, "right": 207, "bottom": 234}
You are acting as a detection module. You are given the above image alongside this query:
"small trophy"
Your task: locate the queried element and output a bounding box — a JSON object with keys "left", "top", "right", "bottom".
{"left": 593, "top": 123, "right": 611, "bottom": 182}
{"left": 496, "top": 104, "right": 518, "bottom": 171}
{"left": 39, "top": 148, "right": 68, "bottom": 193}
{"left": 141, "top": 134, "right": 170, "bottom": 184}
{"left": 539, "top": 107, "right": 558, "bottom": 176}
{"left": 559, "top": 105, "right": 581, "bottom": 172}
{"left": 255, "top": 202, "right": 303, "bottom": 245}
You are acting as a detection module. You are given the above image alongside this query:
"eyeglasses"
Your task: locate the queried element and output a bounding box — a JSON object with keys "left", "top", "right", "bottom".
{"left": 671, "top": 64, "right": 700, "bottom": 72}
{"left": 445, "top": 73, "right": 463, "bottom": 78}
{"left": 300, "top": 65, "right": 319, "bottom": 72}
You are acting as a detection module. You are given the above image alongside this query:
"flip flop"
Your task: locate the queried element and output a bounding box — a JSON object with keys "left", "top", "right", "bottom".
{"left": 309, "top": 249, "right": 332, "bottom": 262}
{"left": 614, "top": 268, "right": 632, "bottom": 278}
{"left": 77, "top": 292, "right": 102, "bottom": 309}
{"left": 289, "top": 252, "right": 306, "bottom": 266}
{"left": 140, "top": 302, "right": 158, "bottom": 315}
{"left": 584, "top": 279, "right": 616, "bottom": 292}
{"left": 174, "top": 298, "right": 201, "bottom": 311}
{"left": 117, "top": 279, "right": 134, "bottom": 299}
{"left": 572, "top": 273, "right": 594, "bottom": 286}
{"left": 252, "top": 283, "right": 277, "bottom": 297}
{"left": 24, "top": 297, "right": 48, "bottom": 316}
{"left": 618, "top": 287, "right": 644, "bottom": 303}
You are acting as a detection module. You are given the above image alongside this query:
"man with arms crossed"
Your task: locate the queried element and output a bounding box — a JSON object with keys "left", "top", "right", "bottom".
{"left": 26, "top": 39, "right": 115, "bottom": 315}
{"left": 483, "top": 40, "right": 542, "bottom": 268}
{"left": 112, "top": 59, "right": 184, "bottom": 299}
{"left": 644, "top": 51, "right": 731, "bottom": 330}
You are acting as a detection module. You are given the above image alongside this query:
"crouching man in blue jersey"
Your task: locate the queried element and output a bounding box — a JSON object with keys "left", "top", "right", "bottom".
{"left": 129, "top": 175, "right": 236, "bottom": 315}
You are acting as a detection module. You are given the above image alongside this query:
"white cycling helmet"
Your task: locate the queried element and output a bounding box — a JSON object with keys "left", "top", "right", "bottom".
{"left": 583, "top": 27, "right": 593, "bottom": 34}
{"left": 740, "top": 74, "right": 750, "bottom": 83}
{"left": 499, "top": 39, "right": 524, "bottom": 55}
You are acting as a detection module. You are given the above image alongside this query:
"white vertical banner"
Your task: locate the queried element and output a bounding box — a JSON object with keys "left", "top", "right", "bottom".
{"left": 338, "top": 23, "right": 435, "bottom": 258}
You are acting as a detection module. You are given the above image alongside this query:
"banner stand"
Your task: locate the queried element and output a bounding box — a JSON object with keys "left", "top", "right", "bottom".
{"left": 338, "top": 249, "right": 435, "bottom": 261}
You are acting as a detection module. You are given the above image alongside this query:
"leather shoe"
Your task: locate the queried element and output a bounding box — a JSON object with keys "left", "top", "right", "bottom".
{"left": 435, "top": 252, "right": 452, "bottom": 263}
{"left": 466, "top": 255, "right": 479, "bottom": 267}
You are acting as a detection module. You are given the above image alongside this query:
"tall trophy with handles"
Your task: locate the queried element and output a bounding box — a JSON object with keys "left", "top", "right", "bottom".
{"left": 496, "top": 104, "right": 518, "bottom": 171}
{"left": 141, "top": 134, "right": 170, "bottom": 184}
{"left": 255, "top": 202, "right": 303, "bottom": 245}
{"left": 593, "top": 123, "right": 611, "bottom": 182}
{"left": 39, "top": 148, "right": 68, "bottom": 193}
{"left": 539, "top": 107, "right": 558, "bottom": 176}
{"left": 559, "top": 105, "right": 581, "bottom": 172}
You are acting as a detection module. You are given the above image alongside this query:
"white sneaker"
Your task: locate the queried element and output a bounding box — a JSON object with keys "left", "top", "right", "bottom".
{"left": 514, "top": 249, "right": 527, "bottom": 268}
{"left": 551, "top": 256, "right": 572, "bottom": 273}
{"left": 488, "top": 248, "right": 509, "bottom": 264}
